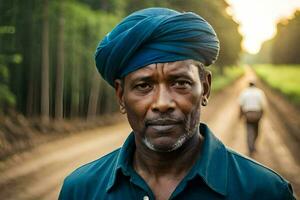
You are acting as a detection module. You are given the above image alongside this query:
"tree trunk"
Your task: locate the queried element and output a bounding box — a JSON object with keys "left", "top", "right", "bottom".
{"left": 41, "top": 0, "right": 50, "bottom": 124}
{"left": 70, "top": 38, "right": 80, "bottom": 118}
{"left": 87, "top": 71, "right": 101, "bottom": 120}
{"left": 55, "top": 1, "right": 65, "bottom": 120}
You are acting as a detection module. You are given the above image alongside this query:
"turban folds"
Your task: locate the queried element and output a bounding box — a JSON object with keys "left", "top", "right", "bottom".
{"left": 95, "top": 8, "right": 220, "bottom": 87}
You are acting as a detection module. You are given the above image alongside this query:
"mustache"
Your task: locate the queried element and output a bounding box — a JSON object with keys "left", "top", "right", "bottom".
{"left": 145, "top": 117, "right": 183, "bottom": 126}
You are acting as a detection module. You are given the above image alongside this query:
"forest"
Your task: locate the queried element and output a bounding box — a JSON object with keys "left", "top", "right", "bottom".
{"left": 256, "top": 10, "right": 300, "bottom": 64}
{"left": 0, "top": 0, "right": 251, "bottom": 158}
{"left": 0, "top": 0, "right": 242, "bottom": 121}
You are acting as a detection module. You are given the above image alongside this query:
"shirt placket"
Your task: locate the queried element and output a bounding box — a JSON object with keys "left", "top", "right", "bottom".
{"left": 129, "top": 173, "right": 155, "bottom": 200}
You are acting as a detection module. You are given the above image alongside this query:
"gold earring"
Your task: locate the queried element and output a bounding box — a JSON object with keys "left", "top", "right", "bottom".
{"left": 202, "top": 98, "right": 208, "bottom": 106}
{"left": 119, "top": 105, "right": 126, "bottom": 114}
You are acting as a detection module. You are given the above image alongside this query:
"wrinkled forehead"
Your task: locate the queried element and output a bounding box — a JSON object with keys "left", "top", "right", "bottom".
{"left": 124, "top": 59, "right": 202, "bottom": 81}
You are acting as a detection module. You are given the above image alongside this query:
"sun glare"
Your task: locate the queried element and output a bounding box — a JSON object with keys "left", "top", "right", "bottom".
{"left": 226, "top": 0, "right": 300, "bottom": 54}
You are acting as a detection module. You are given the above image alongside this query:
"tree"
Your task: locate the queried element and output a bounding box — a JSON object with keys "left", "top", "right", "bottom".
{"left": 55, "top": 0, "right": 65, "bottom": 120}
{"left": 0, "top": 63, "right": 15, "bottom": 114}
{"left": 272, "top": 10, "right": 300, "bottom": 64}
{"left": 255, "top": 39, "right": 273, "bottom": 64}
{"left": 87, "top": 70, "right": 101, "bottom": 120}
{"left": 41, "top": 0, "right": 50, "bottom": 123}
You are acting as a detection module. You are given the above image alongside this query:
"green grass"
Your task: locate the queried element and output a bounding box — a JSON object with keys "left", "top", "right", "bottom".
{"left": 254, "top": 64, "right": 300, "bottom": 105}
{"left": 211, "top": 66, "right": 244, "bottom": 93}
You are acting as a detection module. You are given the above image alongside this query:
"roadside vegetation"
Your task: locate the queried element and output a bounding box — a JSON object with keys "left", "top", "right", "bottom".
{"left": 211, "top": 66, "right": 244, "bottom": 93}
{"left": 254, "top": 65, "right": 300, "bottom": 106}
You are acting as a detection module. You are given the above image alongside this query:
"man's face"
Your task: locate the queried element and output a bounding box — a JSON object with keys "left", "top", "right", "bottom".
{"left": 115, "top": 60, "right": 211, "bottom": 152}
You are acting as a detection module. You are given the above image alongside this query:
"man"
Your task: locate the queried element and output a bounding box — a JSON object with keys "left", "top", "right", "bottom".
{"left": 239, "top": 80, "right": 266, "bottom": 155}
{"left": 59, "top": 8, "right": 295, "bottom": 199}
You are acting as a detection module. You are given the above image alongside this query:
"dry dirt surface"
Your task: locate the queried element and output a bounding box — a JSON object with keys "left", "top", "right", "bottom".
{"left": 0, "top": 67, "right": 299, "bottom": 199}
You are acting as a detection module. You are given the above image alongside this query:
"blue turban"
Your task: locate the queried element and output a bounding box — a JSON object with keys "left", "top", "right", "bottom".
{"left": 95, "top": 7, "right": 220, "bottom": 87}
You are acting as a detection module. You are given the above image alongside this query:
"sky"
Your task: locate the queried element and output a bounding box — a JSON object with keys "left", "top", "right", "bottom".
{"left": 226, "top": 0, "right": 300, "bottom": 54}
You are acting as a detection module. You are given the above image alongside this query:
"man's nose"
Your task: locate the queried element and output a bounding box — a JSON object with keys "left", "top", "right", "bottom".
{"left": 151, "top": 85, "right": 175, "bottom": 113}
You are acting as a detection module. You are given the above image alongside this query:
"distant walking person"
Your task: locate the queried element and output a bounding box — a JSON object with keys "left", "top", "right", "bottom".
{"left": 239, "top": 80, "right": 266, "bottom": 155}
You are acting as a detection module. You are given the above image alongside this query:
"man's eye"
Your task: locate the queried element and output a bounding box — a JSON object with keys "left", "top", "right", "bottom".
{"left": 173, "top": 80, "right": 192, "bottom": 88}
{"left": 135, "top": 83, "right": 152, "bottom": 91}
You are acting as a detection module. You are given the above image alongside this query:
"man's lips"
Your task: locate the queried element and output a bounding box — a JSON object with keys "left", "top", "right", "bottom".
{"left": 147, "top": 124, "right": 178, "bottom": 132}
{"left": 146, "top": 119, "right": 181, "bottom": 132}
{"left": 146, "top": 119, "right": 181, "bottom": 126}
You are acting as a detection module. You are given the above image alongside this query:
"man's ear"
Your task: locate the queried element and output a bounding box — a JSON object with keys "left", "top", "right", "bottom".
{"left": 115, "top": 79, "right": 125, "bottom": 113}
{"left": 202, "top": 71, "right": 212, "bottom": 99}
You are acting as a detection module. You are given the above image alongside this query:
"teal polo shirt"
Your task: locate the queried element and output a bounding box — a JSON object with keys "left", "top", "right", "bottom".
{"left": 59, "top": 123, "right": 295, "bottom": 199}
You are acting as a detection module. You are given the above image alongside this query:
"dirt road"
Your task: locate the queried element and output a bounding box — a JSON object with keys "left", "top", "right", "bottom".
{"left": 0, "top": 67, "right": 299, "bottom": 199}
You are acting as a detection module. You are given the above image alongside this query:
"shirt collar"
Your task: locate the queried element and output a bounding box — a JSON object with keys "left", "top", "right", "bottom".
{"left": 191, "top": 123, "right": 228, "bottom": 196}
{"left": 106, "top": 133, "right": 135, "bottom": 192}
{"left": 106, "top": 123, "right": 228, "bottom": 196}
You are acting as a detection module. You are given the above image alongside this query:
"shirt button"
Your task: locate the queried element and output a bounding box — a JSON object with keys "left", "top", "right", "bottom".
{"left": 143, "top": 196, "right": 149, "bottom": 200}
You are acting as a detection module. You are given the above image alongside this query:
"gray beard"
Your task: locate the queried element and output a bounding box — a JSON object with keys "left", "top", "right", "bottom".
{"left": 142, "top": 120, "right": 200, "bottom": 152}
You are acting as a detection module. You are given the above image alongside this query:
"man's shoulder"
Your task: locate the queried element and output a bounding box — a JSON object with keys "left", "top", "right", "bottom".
{"left": 228, "top": 149, "right": 277, "bottom": 177}
{"left": 60, "top": 148, "right": 121, "bottom": 194}
{"left": 226, "top": 149, "right": 294, "bottom": 199}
